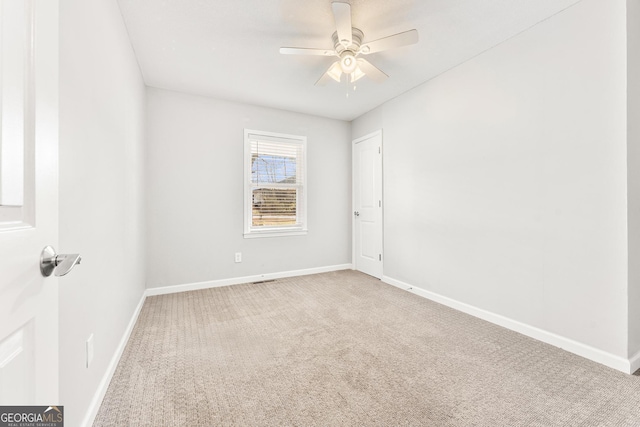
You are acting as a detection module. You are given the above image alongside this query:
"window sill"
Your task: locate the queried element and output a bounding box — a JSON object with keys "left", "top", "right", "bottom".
{"left": 243, "top": 229, "right": 308, "bottom": 239}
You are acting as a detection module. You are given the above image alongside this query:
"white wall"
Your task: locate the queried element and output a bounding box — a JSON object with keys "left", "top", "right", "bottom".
{"left": 353, "top": 0, "right": 629, "bottom": 359}
{"left": 59, "top": 0, "right": 146, "bottom": 425}
{"left": 628, "top": 0, "right": 640, "bottom": 360}
{"left": 145, "top": 88, "right": 351, "bottom": 288}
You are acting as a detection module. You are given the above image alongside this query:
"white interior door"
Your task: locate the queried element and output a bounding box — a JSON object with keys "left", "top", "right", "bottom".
{"left": 0, "top": 0, "right": 59, "bottom": 405}
{"left": 353, "top": 130, "right": 383, "bottom": 279}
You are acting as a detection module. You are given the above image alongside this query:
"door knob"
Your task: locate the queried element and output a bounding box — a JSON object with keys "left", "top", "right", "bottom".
{"left": 354, "top": 211, "right": 360, "bottom": 217}
{"left": 40, "top": 246, "right": 82, "bottom": 277}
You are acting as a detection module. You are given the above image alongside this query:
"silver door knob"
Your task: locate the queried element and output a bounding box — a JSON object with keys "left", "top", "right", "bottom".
{"left": 40, "top": 246, "right": 82, "bottom": 277}
{"left": 354, "top": 211, "right": 360, "bottom": 217}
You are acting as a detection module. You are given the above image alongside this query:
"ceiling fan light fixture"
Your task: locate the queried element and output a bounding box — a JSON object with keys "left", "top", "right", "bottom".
{"left": 350, "top": 67, "right": 365, "bottom": 82}
{"left": 328, "top": 63, "right": 343, "bottom": 82}
{"left": 339, "top": 52, "right": 357, "bottom": 74}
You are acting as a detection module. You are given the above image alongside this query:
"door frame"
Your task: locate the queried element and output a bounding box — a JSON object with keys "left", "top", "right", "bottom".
{"left": 352, "top": 129, "right": 384, "bottom": 277}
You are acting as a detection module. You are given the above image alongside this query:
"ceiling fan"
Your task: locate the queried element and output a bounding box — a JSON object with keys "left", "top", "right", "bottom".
{"left": 280, "top": 2, "right": 419, "bottom": 86}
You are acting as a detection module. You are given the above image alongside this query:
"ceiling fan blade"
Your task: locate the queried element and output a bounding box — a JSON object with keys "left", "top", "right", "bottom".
{"left": 280, "top": 47, "right": 336, "bottom": 56}
{"left": 331, "top": 2, "right": 352, "bottom": 47}
{"left": 360, "top": 29, "right": 419, "bottom": 54}
{"left": 315, "top": 61, "right": 342, "bottom": 86}
{"left": 356, "top": 58, "right": 388, "bottom": 83}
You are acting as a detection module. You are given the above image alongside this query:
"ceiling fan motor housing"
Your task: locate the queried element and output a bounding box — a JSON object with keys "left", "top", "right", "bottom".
{"left": 332, "top": 28, "right": 364, "bottom": 54}
{"left": 333, "top": 28, "right": 363, "bottom": 73}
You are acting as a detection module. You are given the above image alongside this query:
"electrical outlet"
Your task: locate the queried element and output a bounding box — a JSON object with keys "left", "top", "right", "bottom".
{"left": 86, "top": 334, "right": 94, "bottom": 368}
{"left": 235, "top": 252, "right": 242, "bottom": 263}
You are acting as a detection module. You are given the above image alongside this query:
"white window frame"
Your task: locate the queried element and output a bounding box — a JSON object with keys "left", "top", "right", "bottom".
{"left": 244, "top": 129, "right": 308, "bottom": 238}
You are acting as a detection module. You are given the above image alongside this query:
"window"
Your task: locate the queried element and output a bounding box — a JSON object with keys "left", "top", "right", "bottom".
{"left": 244, "top": 129, "right": 307, "bottom": 238}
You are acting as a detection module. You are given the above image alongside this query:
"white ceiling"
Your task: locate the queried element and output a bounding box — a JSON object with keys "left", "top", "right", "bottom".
{"left": 116, "top": 0, "right": 582, "bottom": 121}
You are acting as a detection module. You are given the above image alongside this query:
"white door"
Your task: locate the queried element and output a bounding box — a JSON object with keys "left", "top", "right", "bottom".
{"left": 0, "top": 0, "right": 59, "bottom": 405}
{"left": 353, "top": 130, "right": 383, "bottom": 279}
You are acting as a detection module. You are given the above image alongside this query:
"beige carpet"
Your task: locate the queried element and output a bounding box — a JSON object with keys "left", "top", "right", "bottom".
{"left": 93, "top": 270, "right": 640, "bottom": 426}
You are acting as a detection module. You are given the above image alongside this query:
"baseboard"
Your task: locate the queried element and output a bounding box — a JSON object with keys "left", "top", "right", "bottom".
{"left": 146, "top": 264, "right": 354, "bottom": 296}
{"left": 629, "top": 349, "right": 640, "bottom": 375}
{"left": 382, "top": 275, "right": 632, "bottom": 374}
{"left": 80, "top": 291, "right": 147, "bottom": 427}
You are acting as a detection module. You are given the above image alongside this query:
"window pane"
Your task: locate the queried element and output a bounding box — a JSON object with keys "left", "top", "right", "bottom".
{"left": 252, "top": 188, "right": 297, "bottom": 226}
{"left": 252, "top": 154, "right": 297, "bottom": 184}
{"left": 250, "top": 140, "right": 300, "bottom": 185}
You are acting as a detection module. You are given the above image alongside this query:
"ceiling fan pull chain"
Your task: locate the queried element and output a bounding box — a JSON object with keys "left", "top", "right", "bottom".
{"left": 345, "top": 77, "right": 349, "bottom": 98}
